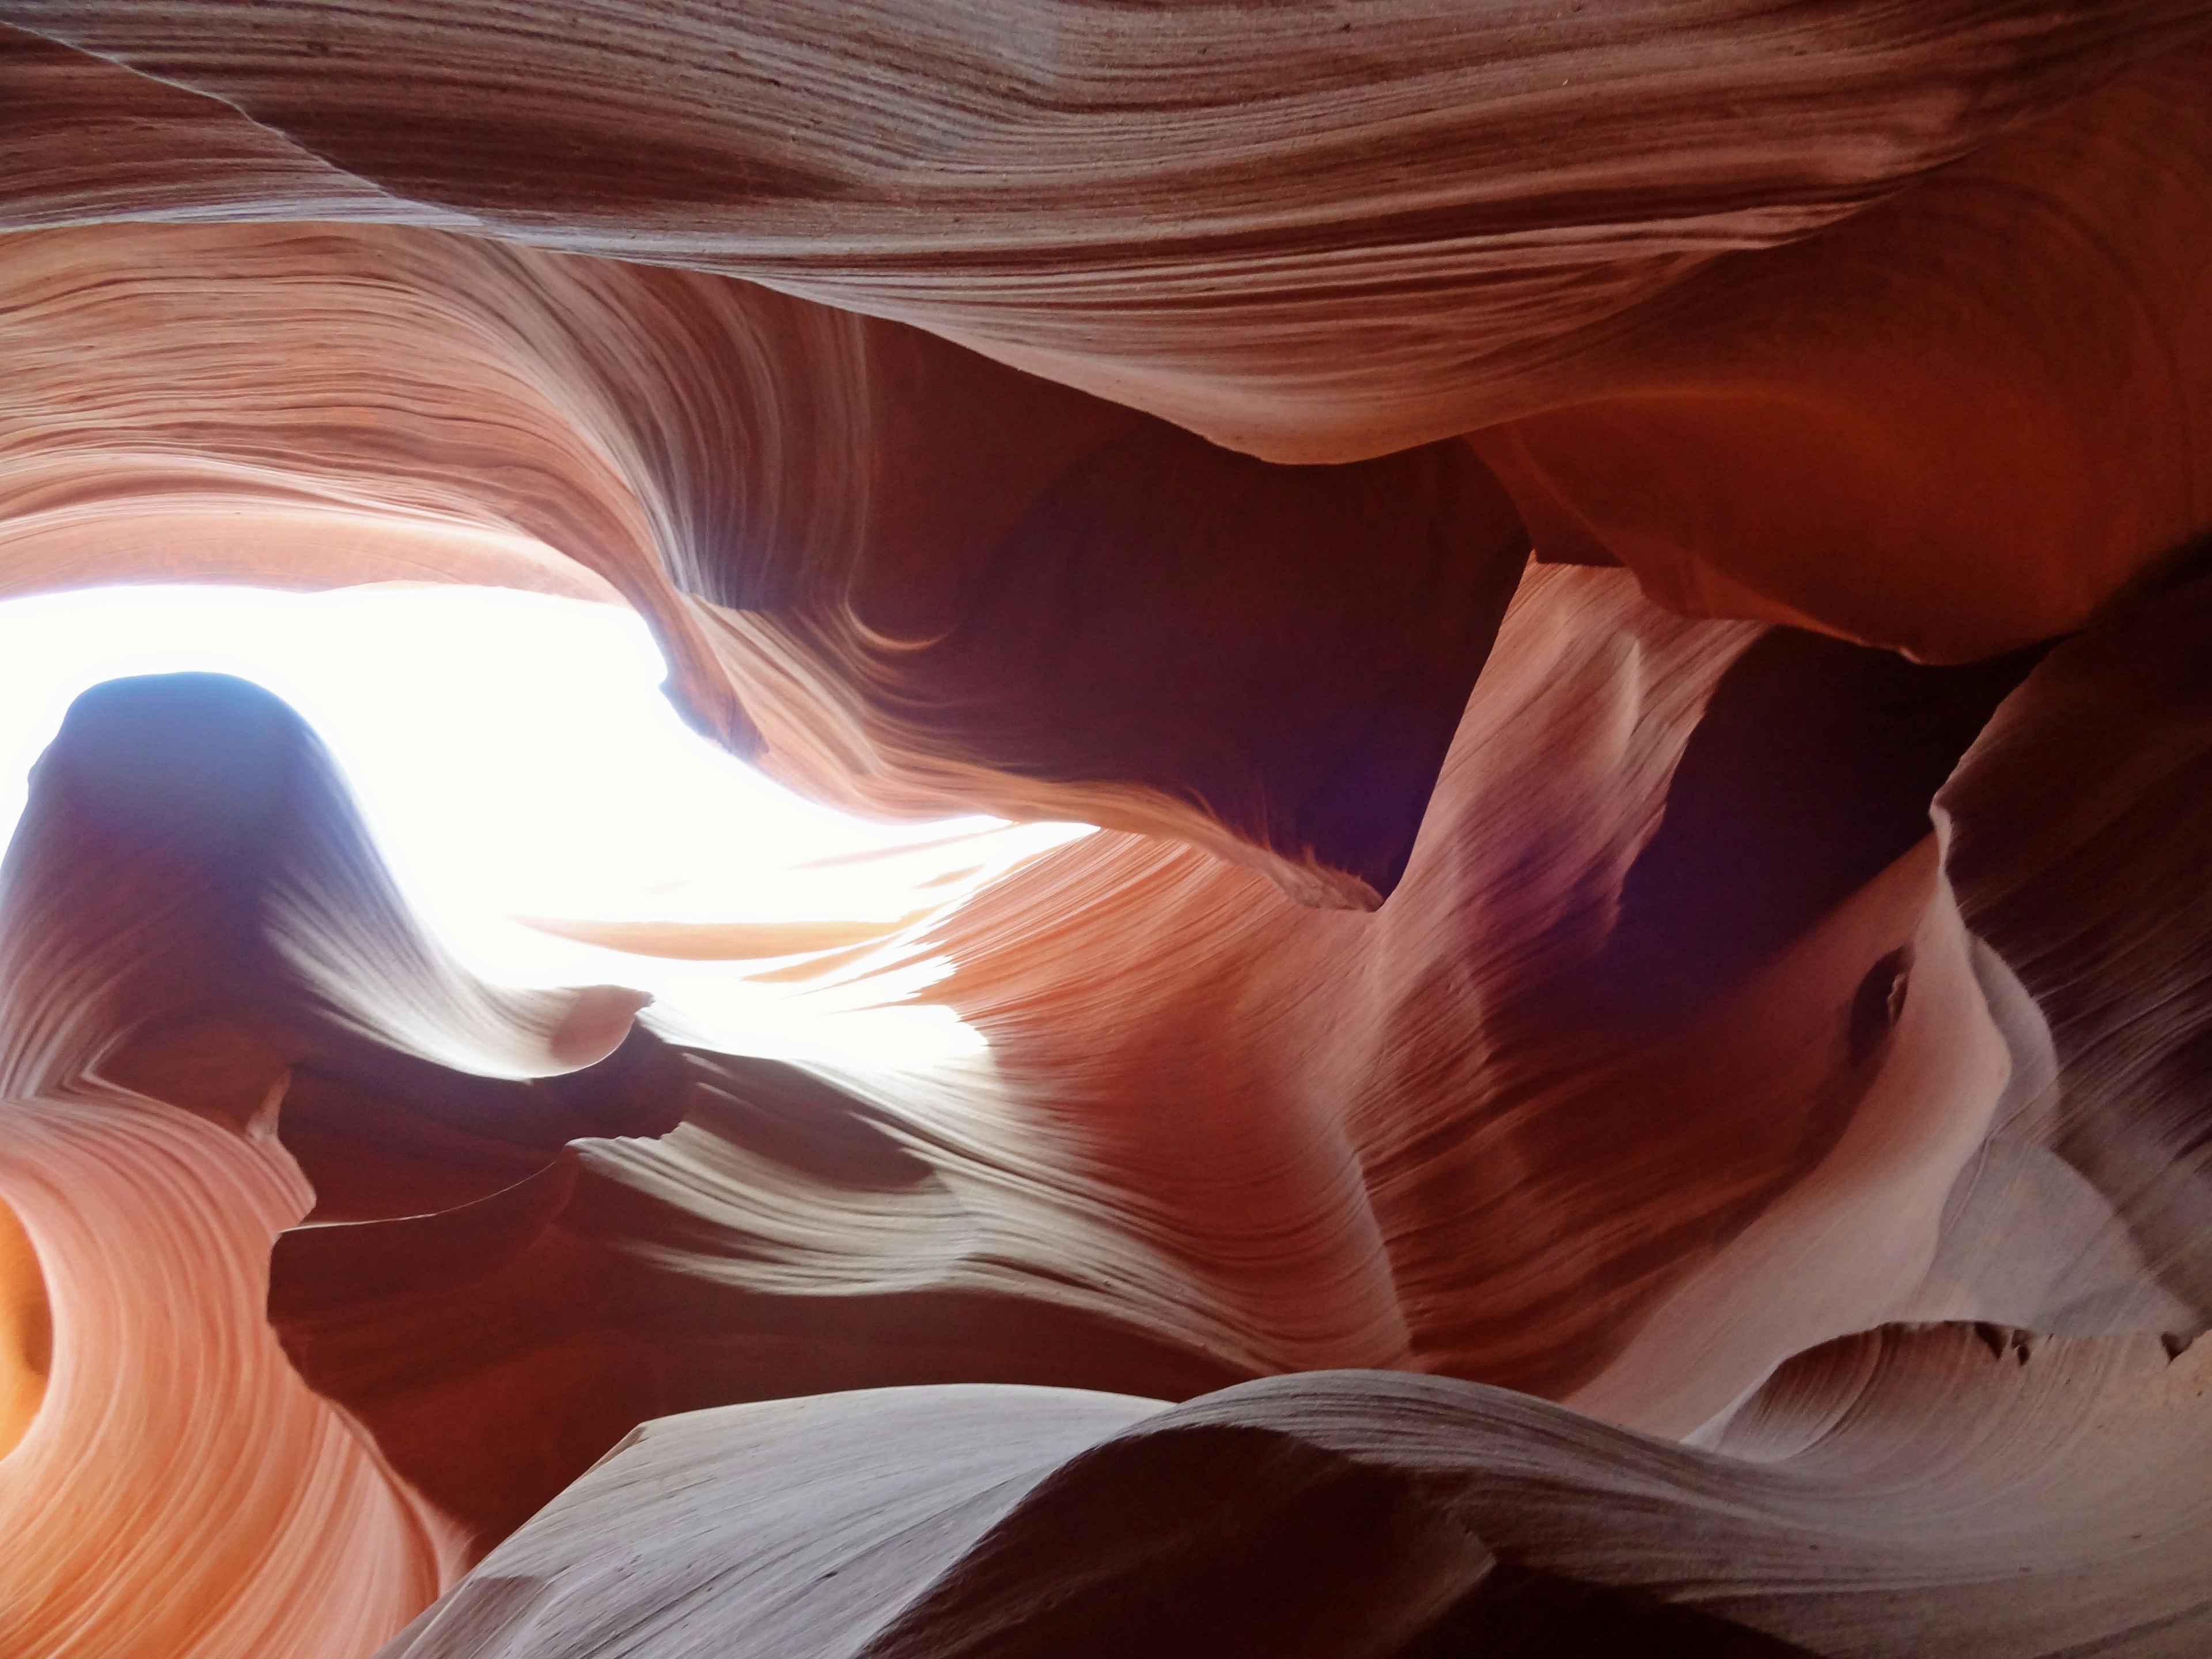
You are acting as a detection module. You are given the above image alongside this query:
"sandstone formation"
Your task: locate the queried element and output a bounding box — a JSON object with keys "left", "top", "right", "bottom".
{"left": 381, "top": 1327, "right": 2212, "bottom": 1659}
{"left": 0, "top": 5, "right": 2210, "bottom": 1656}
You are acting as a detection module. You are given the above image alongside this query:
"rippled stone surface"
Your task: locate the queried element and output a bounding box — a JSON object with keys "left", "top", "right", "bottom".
{"left": 0, "top": 7, "right": 2209, "bottom": 1654}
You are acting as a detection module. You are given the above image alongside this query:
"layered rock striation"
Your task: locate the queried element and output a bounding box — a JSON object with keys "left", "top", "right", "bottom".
{"left": 0, "top": 5, "right": 2209, "bottom": 1656}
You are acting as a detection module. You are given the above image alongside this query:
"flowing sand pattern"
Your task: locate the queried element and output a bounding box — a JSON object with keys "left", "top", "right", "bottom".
{"left": 0, "top": 6, "right": 2209, "bottom": 1654}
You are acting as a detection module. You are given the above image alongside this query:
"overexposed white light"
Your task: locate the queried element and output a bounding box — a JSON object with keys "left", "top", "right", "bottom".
{"left": 0, "top": 583, "right": 1089, "bottom": 1062}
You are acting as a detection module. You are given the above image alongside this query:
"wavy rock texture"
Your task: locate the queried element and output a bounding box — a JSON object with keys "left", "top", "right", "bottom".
{"left": 380, "top": 1325, "right": 2212, "bottom": 1659}
{"left": 0, "top": 675, "right": 652, "bottom": 1656}
{"left": 1, "top": 5, "right": 2211, "bottom": 1657}
{"left": 9, "top": 3, "right": 2212, "bottom": 662}
{"left": 266, "top": 1040, "right": 1248, "bottom": 1548}
{"left": 0, "top": 1092, "right": 458, "bottom": 1659}
{"left": 0, "top": 204, "right": 1525, "bottom": 904}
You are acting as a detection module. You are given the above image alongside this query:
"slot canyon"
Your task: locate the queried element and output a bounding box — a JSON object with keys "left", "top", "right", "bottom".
{"left": 0, "top": 4, "right": 2209, "bottom": 1654}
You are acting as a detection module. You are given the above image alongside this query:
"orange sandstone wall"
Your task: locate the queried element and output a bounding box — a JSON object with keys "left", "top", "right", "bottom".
{"left": 0, "top": 6, "right": 2205, "bottom": 1655}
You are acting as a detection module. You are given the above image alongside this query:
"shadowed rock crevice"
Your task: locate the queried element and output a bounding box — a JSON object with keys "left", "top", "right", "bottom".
{"left": 1605, "top": 630, "right": 2048, "bottom": 1017}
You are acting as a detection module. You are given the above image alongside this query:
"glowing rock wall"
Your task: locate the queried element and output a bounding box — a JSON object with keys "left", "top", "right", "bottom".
{"left": 0, "top": 5, "right": 2209, "bottom": 1655}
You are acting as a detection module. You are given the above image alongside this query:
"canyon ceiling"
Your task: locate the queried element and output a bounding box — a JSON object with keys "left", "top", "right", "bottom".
{"left": 1, "top": 3, "right": 2210, "bottom": 1656}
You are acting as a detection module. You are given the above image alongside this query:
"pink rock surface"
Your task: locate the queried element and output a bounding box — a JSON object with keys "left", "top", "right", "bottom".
{"left": 0, "top": 7, "right": 2209, "bottom": 1654}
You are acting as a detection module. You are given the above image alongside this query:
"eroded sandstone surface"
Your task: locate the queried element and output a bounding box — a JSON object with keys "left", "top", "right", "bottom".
{"left": 0, "top": 6, "right": 2209, "bottom": 1656}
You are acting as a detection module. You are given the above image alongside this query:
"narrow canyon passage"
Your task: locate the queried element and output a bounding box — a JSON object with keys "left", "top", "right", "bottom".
{"left": 0, "top": 6, "right": 2210, "bottom": 1657}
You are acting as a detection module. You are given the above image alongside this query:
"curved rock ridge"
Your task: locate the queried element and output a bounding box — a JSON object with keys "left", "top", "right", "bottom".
{"left": 0, "top": 514, "right": 2205, "bottom": 1658}
{"left": 0, "top": 673, "right": 644, "bottom": 1656}
{"left": 0, "top": 1090, "right": 460, "bottom": 1659}
{"left": 377, "top": 1325, "right": 2212, "bottom": 1658}
{"left": 3, "top": 4, "right": 2203, "bottom": 459}
{"left": 0, "top": 673, "right": 643, "bottom": 1094}
{"left": 0, "top": 211, "right": 1526, "bottom": 904}
{"left": 224, "top": 570, "right": 2196, "bottom": 1604}
{"left": 896, "top": 566, "right": 2164, "bottom": 1423}
{"left": 1, "top": 6, "right": 2211, "bottom": 1656}
{"left": 266, "top": 1041, "right": 1251, "bottom": 1548}
{"left": 1936, "top": 567, "right": 2212, "bottom": 1329}
{"left": 2, "top": 9, "right": 2211, "bottom": 903}
{"left": 0, "top": 570, "right": 2198, "bottom": 1652}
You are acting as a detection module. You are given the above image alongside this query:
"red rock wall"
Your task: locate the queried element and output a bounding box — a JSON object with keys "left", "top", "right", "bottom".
{"left": 0, "top": 7, "right": 2207, "bottom": 1655}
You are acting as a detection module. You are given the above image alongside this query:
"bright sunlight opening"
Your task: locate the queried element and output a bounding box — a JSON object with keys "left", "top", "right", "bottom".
{"left": 0, "top": 583, "right": 1089, "bottom": 1064}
